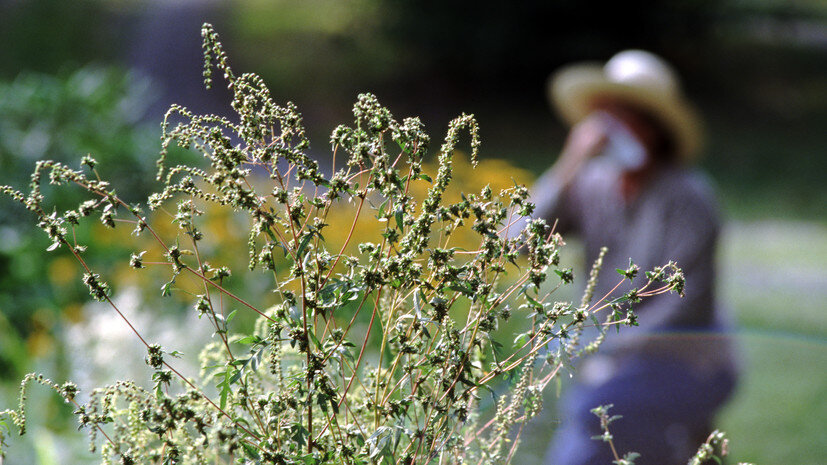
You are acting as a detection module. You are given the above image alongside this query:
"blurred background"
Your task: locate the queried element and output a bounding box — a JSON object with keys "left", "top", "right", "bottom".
{"left": 0, "top": 0, "right": 824, "bottom": 464}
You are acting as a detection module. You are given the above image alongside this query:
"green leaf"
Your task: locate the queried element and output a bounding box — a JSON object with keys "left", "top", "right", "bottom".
{"left": 160, "top": 279, "right": 174, "bottom": 297}
{"left": 367, "top": 426, "right": 392, "bottom": 459}
{"left": 316, "top": 392, "right": 329, "bottom": 413}
{"left": 219, "top": 384, "right": 230, "bottom": 410}
{"left": 236, "top": 334, "right": 263, "bottom": 345}
{"left": 229, "top": 367, "right": 243, "bottom": 385}
{"left": 291, "top": 424, "right": 308, "bottom": 447}
{"left": 264, "top": 232, "right": 289, "bottom": 256}
{"left": 458, "top": 375, "right": 476, "bottom": 388}
{"left": 297, "top": 232, "right": 313, "bottom": 257}
{"left": 488, "top": 335, "right": 503, "bottom": 360}
{"left": 395, "top": 207, "right": 404, "bottom": 231}
{"left": 480, "top": 383, "right": 497, "bottom": 403}
{"left": 513, "top": 332, "right": 531, "bottom": 347}
{"left": 376, "top": 198, "right": 389, "bottom": 218}
{"left": 449, "top": 283, "right": 474, "bottom": 296}
{"left": 307, "top": 331, "right": 324, "bottom": 351}
{"left": 523, "top": 293, "right": 543, "bottom": 309}
{"left": 241, "top": 442, "right": 261, "bottom": 460}
{"left": 250, "top": 343, "right": 268, "bottom": 372}
{"left": 413, "top": 291, "right": 422, "bottom": 315}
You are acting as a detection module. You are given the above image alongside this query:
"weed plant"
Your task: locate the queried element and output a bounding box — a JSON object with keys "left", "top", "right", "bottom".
{"left": 1, "top": 24, "right": 694, "bottom": 465}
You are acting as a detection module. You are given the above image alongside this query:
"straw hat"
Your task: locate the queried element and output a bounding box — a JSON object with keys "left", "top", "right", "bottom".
{"left": 549, "top": 50, "right": 703, "bottom": 161}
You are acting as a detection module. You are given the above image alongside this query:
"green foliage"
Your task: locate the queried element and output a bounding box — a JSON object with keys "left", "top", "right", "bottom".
{"left": 0, "top": 66, "right": 161, "bottom": 383}
{"left": 0, "top": 66, "right": 157, "bottom": 200}
{"left": 0, "top": 24, "right": 687, "bottom": 464}
{"left": 0, "top": 0, "right": 115, "bottom": 78}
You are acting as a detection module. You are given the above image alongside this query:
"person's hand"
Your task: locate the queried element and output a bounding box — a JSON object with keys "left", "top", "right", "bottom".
{"left": 551, "top": 112, "right": 610, "bottom": 185}
{"left": 561, "top": 112, "right": 610, "bottom": 163}
{"left": 524, "top": 111, "right": 612, "bottom": 230}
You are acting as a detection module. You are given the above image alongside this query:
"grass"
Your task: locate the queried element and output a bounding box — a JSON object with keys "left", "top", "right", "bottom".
{"left": 718, "top": 333, "right": 826, "bottom": 465}
{"left": 715, "top": 220, "right": 827, "bottom": 465}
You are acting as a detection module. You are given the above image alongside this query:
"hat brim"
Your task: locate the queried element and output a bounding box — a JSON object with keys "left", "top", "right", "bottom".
{"left": 549, "top": 64, "right": 703, "bottom": 162}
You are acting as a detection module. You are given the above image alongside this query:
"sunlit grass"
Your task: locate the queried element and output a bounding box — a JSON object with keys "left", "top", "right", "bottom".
{"left": 717, "top": 220, "right": 827, "bottom": 465}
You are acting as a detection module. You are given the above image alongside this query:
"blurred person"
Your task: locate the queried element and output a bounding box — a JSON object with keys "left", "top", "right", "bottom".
{"left": 526, "top": 50, "right": 738, "bottom": 465}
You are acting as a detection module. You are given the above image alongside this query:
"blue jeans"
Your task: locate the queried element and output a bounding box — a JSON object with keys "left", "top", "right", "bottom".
{"left": 545, "top": 357, "right": 736, "bottom": 465}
